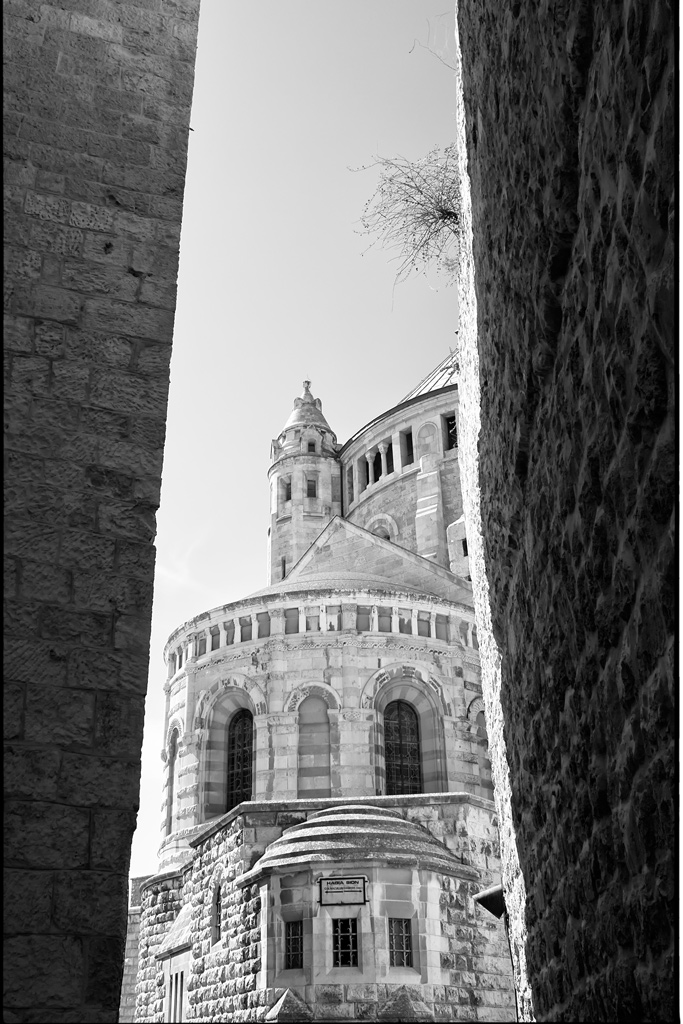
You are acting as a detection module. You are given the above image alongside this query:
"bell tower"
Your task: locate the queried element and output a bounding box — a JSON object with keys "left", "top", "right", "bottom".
{"left": 267, "top": 381, "right": 341, "bottom": 584}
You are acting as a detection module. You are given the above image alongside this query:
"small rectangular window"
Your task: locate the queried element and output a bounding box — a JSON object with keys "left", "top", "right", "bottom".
{"left": 356, "top": 605, "right": 371, "bottom": 631}
{"left": 239, "top": 616, "right": 252, "bottom": 642}
{"left": 225, "top": 620, "right": 235, "bottom": 646}
{"left": 443, "top": 413, "right": 458, "bottom": 451}
{"left": 462, "top": 539, "right": 468, "bottom": 556}
{"left": 285, "top": 920, "right": 304, "bottom": 970}
{"left": 400, "top": 429, "right": 414, "bottom": 466}
{"left": 377, "top": 607, "right": 392, "bottom": 632}
{"left": 417, "top": 611, "right": 430, "bottom": 637}
{"left": 281, "top": 557, "right": 286, "bottom": 580}
{"left": 177, "top": 648, "right": 183, "bottom": 669}
{"left": 307, "top": 441, "right": 316, "bottom": 453}
{"left": 283, "top": 478, "right": 292, "bottom": 502}
{"left": 306, "top": 610, "right": 320, "bottom": 632}
{"left": 373, "top": 450, "right": 382, "bottom": 481}
{"left": 326, "top": 605, "right": 341, "bottom": 631}
{"left": 196, "top": 635, "right": 206, "bottom": 657}
{"left": 435, "top": 614, "right": 449, "bottom": 641}
{"left": 388, "top": 918, "right": 413, "bottom": 968}
{"left": 257, "top": 612, "right": 270, "bottom": 639}
{"left": 332, "top": 918, "right": 358, "bottom": 968}
{"left": 386, "top": 443, "right": 394, "bottom": 474}
{"left": 168, "top": 968, "right": 185, "bottom": 1023}
{"left": 284, "top": 608, "right": 299, "bottom": 635}
{"left": 398, "top": 609, "right": 412, "bottom": 635}
{"left": 210, "top": 627, "right": 220, "bottom": 651}
{"left": 306, "top": 477, "right": 317, "bottom": 498}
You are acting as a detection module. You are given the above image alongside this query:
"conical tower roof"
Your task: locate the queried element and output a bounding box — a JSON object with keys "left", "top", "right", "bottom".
{"left": 281, "top": 380, "right": 332, "bottom": 432}
{"left": 400, "top": 349, "right": 459, "bottom": 402}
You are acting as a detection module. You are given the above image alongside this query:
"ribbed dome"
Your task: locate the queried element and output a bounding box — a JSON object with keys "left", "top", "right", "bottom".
{"left": 281, "top": 380, "right": 333, "bottom": 433}
{"left": 400, "top": 350, "right": 459, "bottom": 402}
{"left": 242, "top": 804, "right": 472, "bottom": 879}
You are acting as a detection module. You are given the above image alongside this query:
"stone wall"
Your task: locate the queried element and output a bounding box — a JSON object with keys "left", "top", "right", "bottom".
{"left": 120, "top": 876, "right": 153, "bottom": 1023}
{"left": 456, "top": 0, "right": 675, "bottom": 1019}
{"left": 136, "top": 870, "right": 186, "bottom": 1023}
{"left": 4, "top": 3, "right": 199, "bottom": 1021}
{"left": 138, "top": 796, "right": 513, "bottom": 1020}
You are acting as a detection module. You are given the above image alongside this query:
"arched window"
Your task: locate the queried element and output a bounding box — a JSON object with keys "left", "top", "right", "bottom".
{"left": 297, "top": 695, "right": 331, "bottom": 798}
{"left": 384, "top": 700, "right": 422, "bottom": 795}
{"left": 166, "top": 730, "right": 180, "bottom": 836}
{"left": 226, "top": 710, "right": 253, "bottom": 811}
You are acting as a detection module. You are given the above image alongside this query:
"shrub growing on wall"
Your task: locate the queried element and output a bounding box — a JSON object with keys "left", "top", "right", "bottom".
{"left": 357, "top": 145, "right": 462, "bottom": 285}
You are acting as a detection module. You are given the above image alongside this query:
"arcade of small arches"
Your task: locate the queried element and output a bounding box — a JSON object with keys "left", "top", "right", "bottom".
{"left": 162, "top": 671, "right": 488, "bottom": 834}
{"left": 342, "top": 411, "right": 458, "bottom": 507}
{"left": 166, "top": 600, "right": 478, "bottom": 678}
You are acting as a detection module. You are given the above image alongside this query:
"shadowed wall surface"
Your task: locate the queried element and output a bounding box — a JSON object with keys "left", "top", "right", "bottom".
{"left": 4, "top": 2, "right": 200, "bottom": 1020}
{"left": 457, "top": 0, "right": 675, "bottom": 1019}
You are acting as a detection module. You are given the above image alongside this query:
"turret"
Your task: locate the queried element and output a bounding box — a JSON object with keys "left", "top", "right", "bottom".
{"left": 267, "top": 381, "right": 341, "bottom": 584}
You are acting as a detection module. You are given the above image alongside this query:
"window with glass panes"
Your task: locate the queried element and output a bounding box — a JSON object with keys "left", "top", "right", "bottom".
{"left": 388, "top": 918, "right": 413, "bottom": 967}
{"left": 384, "top": 700, "right": 422, "bottom": 795}
{"left": 284, "top": 920, "right": 303, "bottom": 970}
{"left": 226, "top": 710, "right": 253, "bottom": 811}
{"left": 332, "top": 918, "right": 358, "bottom": 967}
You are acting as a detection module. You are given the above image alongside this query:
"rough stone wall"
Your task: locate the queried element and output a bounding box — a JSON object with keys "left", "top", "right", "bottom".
{"left": 138, "top": 798, "right": 513, "bottom": 1020}
{"left": 119, "top": 906, "right": 142, "bottom": 1024}
{"left": 185, "top": 818, "right": 263, "bottom": 1023}
{"left": 120, "top": 876, "right": 152, "bottom": 1023}
{"left": 3, "top": 3, "right": 199, "bottom": 1021}
{"left": 456, "top": 0, "right": 675, "bottom": 1019}
{"left": 136, "top": 871, "right": 185, "bottom": 1023}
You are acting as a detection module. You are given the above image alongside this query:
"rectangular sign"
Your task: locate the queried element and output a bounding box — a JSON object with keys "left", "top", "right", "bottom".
{"left": 319, "top": 876, "right": 366, "bottom": 905}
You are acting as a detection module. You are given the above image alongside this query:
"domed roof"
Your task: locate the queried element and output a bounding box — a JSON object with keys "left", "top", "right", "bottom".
{"left": 240, "top": 804, "right": 474, "bottom": 880}
{"left": 246, "top": 569, "right": 439, "bottom": 602}
{"left": 400, "top": 349, "right": 459, "bottom": 402}
{"left": 281, "top": 380, "right": 333, "bottom": 433}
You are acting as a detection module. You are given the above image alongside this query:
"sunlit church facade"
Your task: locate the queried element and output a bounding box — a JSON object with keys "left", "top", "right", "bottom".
{"left": 125, "top": 355, "right": 516, "bottom": 1023}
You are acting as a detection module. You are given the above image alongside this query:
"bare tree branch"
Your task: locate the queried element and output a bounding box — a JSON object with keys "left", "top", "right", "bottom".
{"left": 353, "top": 145, "right": 462, "bottom": 286}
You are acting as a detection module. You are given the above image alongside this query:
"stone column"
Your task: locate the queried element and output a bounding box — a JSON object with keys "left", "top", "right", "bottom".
{"left": 366, "top": 451, "right": 375, "bottom": 485}
{"left": 298, "top": 607, "right": 307, "bottom": 634}
{"left": 411, "top": 609, "right": 419, "bottom": 635}
{"left": 370, "top": 605, "right": 379, "bottom": 632}
{"left": 391, "top": 607, "right": 400, "bottom": 633}
{"left": 430, "top": 612, "right": 437, "bottom": 639}
{"left": 379, "top": 442, "right": 388, "bottom": 477}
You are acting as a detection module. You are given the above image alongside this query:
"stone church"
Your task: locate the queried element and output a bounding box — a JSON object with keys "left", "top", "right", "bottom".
{"left": 127, "top": 355, "right": 515, "bottom": 1023}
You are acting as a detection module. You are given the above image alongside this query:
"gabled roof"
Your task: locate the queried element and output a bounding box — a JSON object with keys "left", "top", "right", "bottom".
{"left": 155, "top": 902, "right": 192, "bottom": 959}
{"left": 250, "top": 517, "right": 472, "bottom": 606}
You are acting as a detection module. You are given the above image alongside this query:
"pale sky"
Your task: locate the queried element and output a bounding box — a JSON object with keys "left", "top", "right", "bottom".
{"left": 130, "top": 0, "right": 460, "bottom": 878}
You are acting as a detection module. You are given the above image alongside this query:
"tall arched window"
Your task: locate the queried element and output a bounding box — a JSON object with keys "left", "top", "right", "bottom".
{"left": 166, "top": 730, "right": 180, "bottom": 835}
{"left": 297, "top": 695, "right": 331, "bottom": 798}
{"left": 226, "top": 710, "right": 253, "bottom": 811}
{"left": 384, "top": 700, "right": 422, "bottom": 795}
